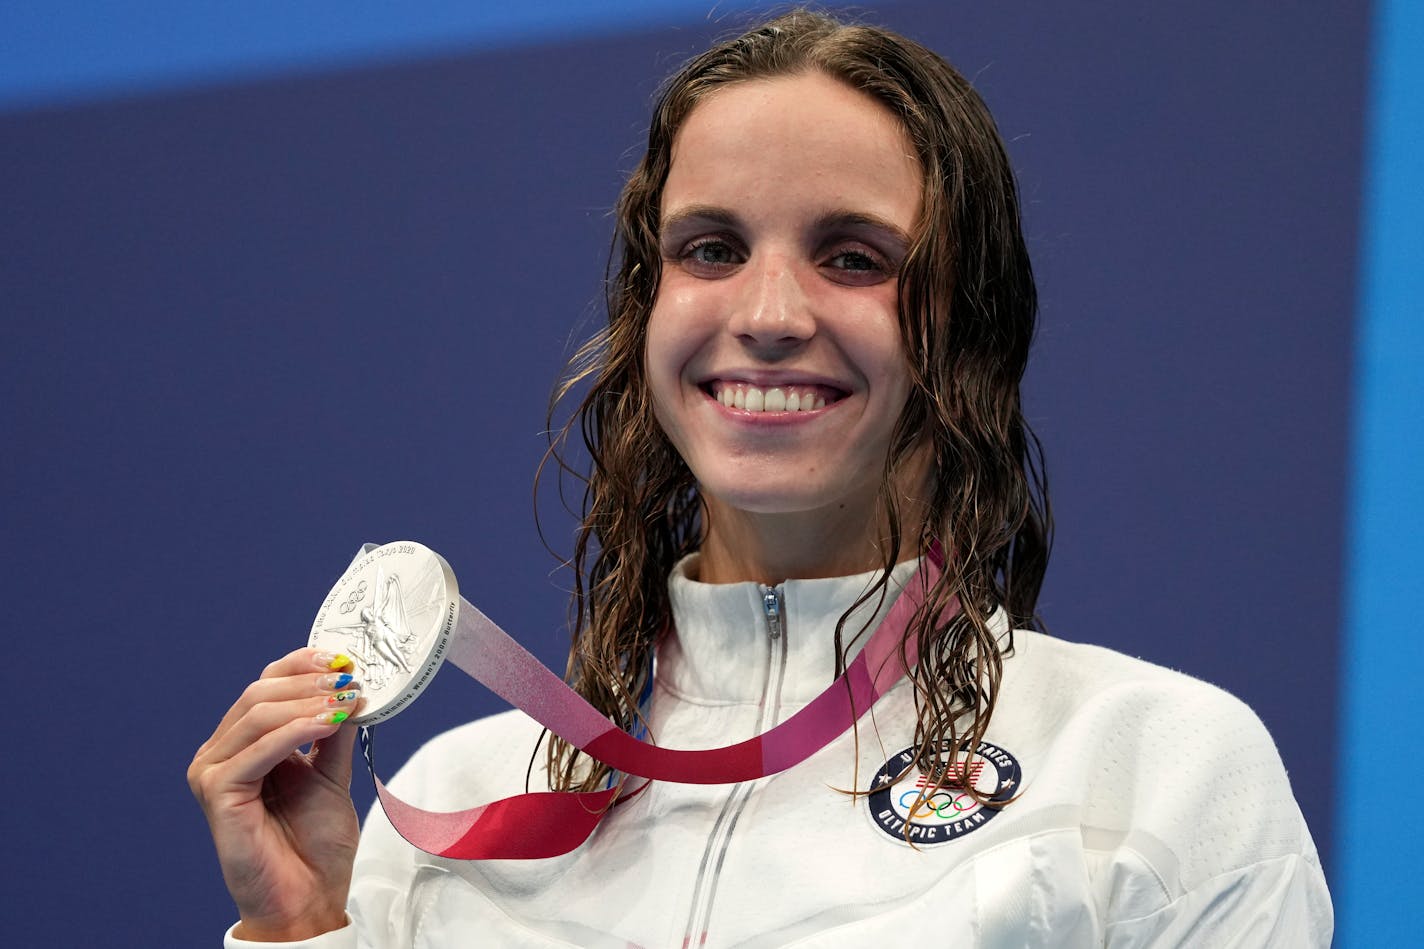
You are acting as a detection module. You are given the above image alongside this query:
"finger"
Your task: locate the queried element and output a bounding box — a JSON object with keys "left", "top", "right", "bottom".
{"left": 200, "top": 668, "right": 364, "bottom": 754}
{"left": 260, "top": 647, "right": 361, "bottom": 681}
{"left": 310, "top": 719, "right": 360, "bottom": 787}
{"left": 200, "top": 692, "right": 362, "bottom": 772}
{"left": 205, "top": 711, "right": 352, "bottom": 794}
{"left": 196, "top": 697, "right": 366, "bottom": 806}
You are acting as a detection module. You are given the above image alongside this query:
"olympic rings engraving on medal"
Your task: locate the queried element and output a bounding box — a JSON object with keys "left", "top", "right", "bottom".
{"left": 338, "top": 580, "right": 369, "bottom": 615}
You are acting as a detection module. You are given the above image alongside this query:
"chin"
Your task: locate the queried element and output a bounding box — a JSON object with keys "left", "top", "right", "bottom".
{"left": 698, "top": 475, "right": 877, "bottom": 518}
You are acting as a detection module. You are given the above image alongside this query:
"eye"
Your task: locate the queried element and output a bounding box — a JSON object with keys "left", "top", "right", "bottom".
{"left": 688, "top": 239, "right": 739, "bottom": 264}
{"left": 677, "top": 236, "right": 745, "bottom": 276}
{"left": 821, "top": 244, "right": 894, "bottom": 286}
{"left": 827, "top": 250, "right": 880, "bottom": 272}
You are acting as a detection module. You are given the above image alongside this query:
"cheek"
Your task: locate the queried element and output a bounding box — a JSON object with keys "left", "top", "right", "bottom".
{"left": 643, "top": 308, "right": 674, "bottom": 387}
{"left": 854, "top": 321, "right": 913, "bottom": 402}
{"left": 886, "top": 352, "right": 915, "bottom": 403}
{"left": 644, "top": 288, "right": 712, "bottom": 390}
{"left": 643, "top": 305, "right": 690, "bottom": 431}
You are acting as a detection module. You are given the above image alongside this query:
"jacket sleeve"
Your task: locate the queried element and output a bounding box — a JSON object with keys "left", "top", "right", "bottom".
{"left": 223, "top": 918, "right": 357, "bottom": 949}
{"left": 1105, "top": 851, "right": 1332, "bottom": 947}
{"left": 1075, "top": 672, "right": 1334, "bottom": 948}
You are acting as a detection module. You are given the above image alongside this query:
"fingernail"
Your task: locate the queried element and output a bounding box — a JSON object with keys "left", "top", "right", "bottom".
{"left": 314, "top": 652, "right": 354, "bottom": 672}
{"left": 321, "top": 672, "right": 357, "bottom": 690}
{"left": 326, "top": 690, "right": 360, "bottom": 706}
{"left": 315, "top": 710, "right": 350, "bottom": 725}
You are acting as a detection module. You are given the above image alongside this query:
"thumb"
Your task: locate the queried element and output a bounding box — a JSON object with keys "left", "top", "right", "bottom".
{"left": 311, "top": 720, "right": 358, "bottom": 787}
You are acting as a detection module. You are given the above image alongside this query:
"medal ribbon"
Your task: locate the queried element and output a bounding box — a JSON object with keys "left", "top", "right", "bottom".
{"left": 360, "top": 550, "right": 949, "bottom": 859}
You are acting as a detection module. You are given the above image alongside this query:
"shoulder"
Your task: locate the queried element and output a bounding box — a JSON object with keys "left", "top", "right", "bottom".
{"left": 1005, "top": 628, "right": 1285, "bottom": 756}
{"left": 1000, "top": 631, "right": 1322, "bottom": 893}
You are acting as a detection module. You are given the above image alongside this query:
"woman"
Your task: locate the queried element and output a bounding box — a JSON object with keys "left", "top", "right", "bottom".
{"left": 190, "top": 10, "right": 1331, "bottom": 946}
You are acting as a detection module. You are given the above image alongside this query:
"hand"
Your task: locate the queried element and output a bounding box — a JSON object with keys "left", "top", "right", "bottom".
{"left": 188, "top": 648, "right": 365, "bottom": 941}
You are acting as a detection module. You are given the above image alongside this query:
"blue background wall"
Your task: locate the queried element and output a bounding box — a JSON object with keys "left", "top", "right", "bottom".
{"left": 1, "top": 2, "right": 1416, "bottom": 945}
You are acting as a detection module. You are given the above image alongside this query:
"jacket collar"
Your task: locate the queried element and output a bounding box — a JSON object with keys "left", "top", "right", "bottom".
{"left": 659, "top": 554, "right": 922, "bottom": 704}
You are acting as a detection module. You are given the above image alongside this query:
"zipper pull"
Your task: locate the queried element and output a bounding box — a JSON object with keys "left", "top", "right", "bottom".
{"left": 762, "top": 587, "right": 783, "bottom": 640}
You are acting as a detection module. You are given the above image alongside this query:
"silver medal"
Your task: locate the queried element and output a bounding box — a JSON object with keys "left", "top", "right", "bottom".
{"left": 308, "top": 541, "right": 458, "bottom": 724}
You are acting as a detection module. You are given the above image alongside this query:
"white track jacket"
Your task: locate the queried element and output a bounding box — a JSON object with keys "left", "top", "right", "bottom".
{"left": 226, "top": 558, "right": 1331, "bottom": 947}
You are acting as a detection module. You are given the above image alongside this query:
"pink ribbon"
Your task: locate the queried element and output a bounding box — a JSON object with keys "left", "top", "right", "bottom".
{"left": 363, "top": 552, "right": 947, "bottom": 859}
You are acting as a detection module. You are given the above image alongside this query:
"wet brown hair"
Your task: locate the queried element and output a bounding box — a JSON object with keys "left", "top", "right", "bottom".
{"left": 541, "top": 8, "right": 1050, "bottom": 798}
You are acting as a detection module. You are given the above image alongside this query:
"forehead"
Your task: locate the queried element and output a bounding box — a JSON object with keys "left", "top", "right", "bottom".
{"left": 663, "top": 71, "right": 922, "bottom": 228}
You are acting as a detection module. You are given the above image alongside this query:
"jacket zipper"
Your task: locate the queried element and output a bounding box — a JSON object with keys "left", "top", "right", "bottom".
{"left": 679, "top": 585, "right": 788, "bottom": 948}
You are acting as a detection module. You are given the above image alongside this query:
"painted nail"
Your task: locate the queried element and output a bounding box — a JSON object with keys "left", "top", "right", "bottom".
{"left": 314, "top": 652, "right": 354, "bottom": 672}
{"left": 321, "top": 672, "right": 357, "bottom": 691}
{"left": 326, "top": 690, "right": 360, "bottom": 706}
{"left": 315, "top": 710, "right": 350, "bottom": 725}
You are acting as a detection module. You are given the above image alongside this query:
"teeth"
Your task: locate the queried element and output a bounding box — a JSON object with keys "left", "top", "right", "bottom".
{"left": 714, "top": 383, "right": 833, "bottom": 413}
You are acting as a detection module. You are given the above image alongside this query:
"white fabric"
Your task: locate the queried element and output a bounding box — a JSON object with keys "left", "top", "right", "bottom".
{"left": 226, "top": 558, "right": 1331, "bottom": 947}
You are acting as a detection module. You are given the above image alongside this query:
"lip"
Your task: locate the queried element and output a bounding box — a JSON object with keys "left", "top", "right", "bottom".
{"left": 697, "top": 369, "right": 851, "bottom": 393}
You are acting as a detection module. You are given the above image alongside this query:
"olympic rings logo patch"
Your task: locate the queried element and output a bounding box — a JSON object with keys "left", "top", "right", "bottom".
{"left": 867, "top": 740, "right": 1021, "bottom": 846}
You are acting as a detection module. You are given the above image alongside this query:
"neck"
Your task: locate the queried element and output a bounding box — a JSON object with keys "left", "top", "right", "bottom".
{"left": 695, "top": 499, "right": 921, "bottom": 585}
{"left": 693, "top": 442, "right": 935, "bottom": 585}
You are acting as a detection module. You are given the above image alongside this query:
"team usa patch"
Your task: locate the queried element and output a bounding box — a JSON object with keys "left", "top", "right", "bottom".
{"left": 867, "top": 740, "right": 1022, "bottom": 845}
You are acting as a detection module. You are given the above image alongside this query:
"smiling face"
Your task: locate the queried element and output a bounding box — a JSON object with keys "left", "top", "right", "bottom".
{"left": 645, "top": 71, "right": 925, "bottom": 572}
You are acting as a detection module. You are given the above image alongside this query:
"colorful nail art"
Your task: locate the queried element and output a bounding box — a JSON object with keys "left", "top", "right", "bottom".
{"left": 315, "top": 710, "right": 350, "bottom": 725}
{"left": 314, "top": 651, "right": 346, "bottom": 670}
{"left": 326, "top": 653, "right": 353, "bottom": 672}
{"left": 326, "top": 690, "right": 359, "bottom": 706}
{"left": 322, "top": 672, "right": 356, "bottom": 690}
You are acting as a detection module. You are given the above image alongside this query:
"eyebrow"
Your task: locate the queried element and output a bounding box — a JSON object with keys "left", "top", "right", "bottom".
{"left": 659, "top": 205, "right": 743, "bottom": 236}
{"left": 817, "top": 209, "right": 913, "bottom": 250}
{"left": 659, "top": 205, "right": 913, "bottom": 249}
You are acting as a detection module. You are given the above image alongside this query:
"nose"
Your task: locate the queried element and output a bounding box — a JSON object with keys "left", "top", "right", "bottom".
{"left": 728, "top": 252, "right": 814, "bottom": 350}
